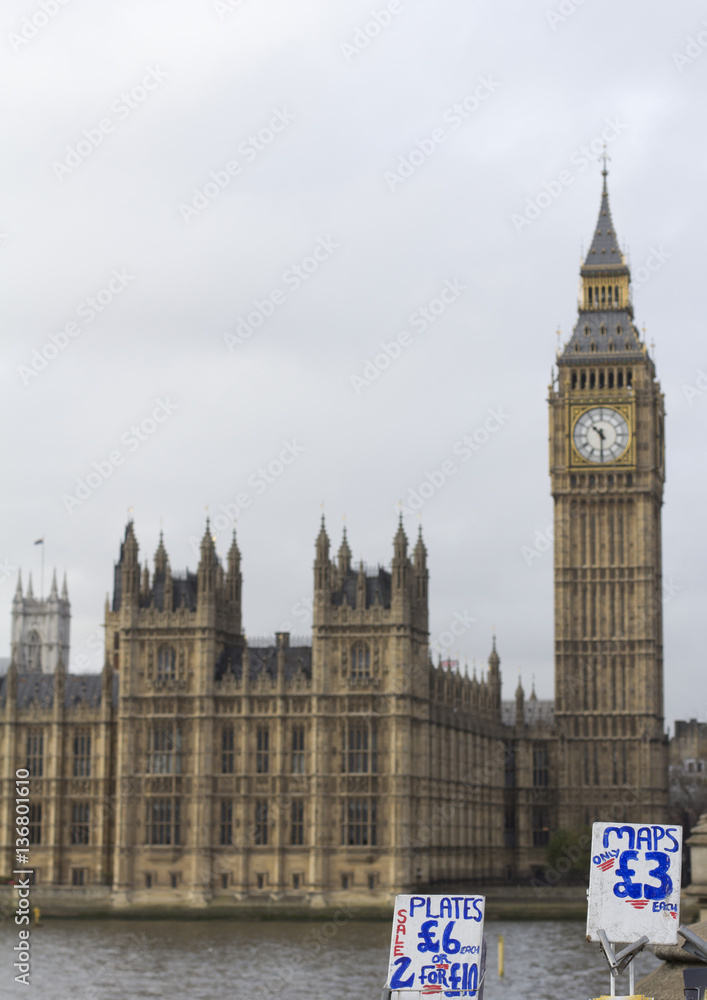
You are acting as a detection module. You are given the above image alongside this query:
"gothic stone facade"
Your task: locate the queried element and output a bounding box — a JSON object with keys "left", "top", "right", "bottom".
{"left": 0, "top": 179, "right": 669, "bottom": 907}
{"left": 0, "top": 519, "right": 558, "bottom": 906}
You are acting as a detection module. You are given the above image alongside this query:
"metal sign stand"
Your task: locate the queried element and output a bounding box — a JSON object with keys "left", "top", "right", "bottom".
{"left": 597, "top": 929, "right": 649, "bottom": 996}
{"left": 678, "top": 925, "right": 707, "bottom": 964}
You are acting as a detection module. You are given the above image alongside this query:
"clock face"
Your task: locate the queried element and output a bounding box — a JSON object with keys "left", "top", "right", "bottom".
{"left": 573, "top": 407, "right": 629, "bottom": 463}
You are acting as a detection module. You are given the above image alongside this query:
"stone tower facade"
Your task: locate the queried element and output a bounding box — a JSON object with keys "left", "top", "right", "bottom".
{"left": 11, "top": 570, "right": 70, "bottom": 674}
{"left": 549, "top": 169, "right": 669, "bottom": 827}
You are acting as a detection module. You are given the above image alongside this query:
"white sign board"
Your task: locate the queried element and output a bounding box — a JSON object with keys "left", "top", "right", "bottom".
{"left": 586, "top": 821, "right": 682, "bottom": 945}
{"left": 386, "top": 894, "right": 485, "bottom": 996}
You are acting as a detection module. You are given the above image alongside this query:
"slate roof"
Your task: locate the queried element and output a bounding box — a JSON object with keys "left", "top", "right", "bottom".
{"left": 214, "top": 643, "right": 312, "bottom": 682}
{"left": 331, "top": 567, "right": 392, "bottom": 609}
{"left": 151, "top": 570, "right": 198, "bottom": 612}
{"left": 0, "top": 671, "right": 119, "bottom": 709}
{"left": 561, "top": 308, "right": 645, "bottom": 359}
{"left": 502, "top": 697, "right": 554, "bottom": 727}
{"left": 581, "top": 175, "right": 628, "bottom": 275}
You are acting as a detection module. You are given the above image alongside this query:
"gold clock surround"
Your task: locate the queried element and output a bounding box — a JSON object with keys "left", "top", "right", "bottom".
{"left": 568, "top": 400, "right": 635, "bottom": 468}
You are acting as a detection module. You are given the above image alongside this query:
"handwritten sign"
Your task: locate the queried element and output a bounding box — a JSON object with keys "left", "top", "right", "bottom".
{"left": 586, "top": 821, "right": 682, "bottom": 945}
{"left": 386, "top": 894, "right": 485, "bottom": 996}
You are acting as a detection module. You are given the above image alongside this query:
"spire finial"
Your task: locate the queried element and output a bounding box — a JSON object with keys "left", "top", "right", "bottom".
{"left": 601, "top": 143, "right": 610, "bottom": 191}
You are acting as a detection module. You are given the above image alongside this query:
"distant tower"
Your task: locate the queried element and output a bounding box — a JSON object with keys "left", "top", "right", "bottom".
{"left": 11, "top": 570, "right": 70, "bottom": 673}
{"left": 549, "top": 167, "right": 668, "bottom": 825}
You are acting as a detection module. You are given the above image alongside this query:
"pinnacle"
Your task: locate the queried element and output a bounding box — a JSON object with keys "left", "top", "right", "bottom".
{"left": 581, "top": 171, "right": 627, "bottom": 274}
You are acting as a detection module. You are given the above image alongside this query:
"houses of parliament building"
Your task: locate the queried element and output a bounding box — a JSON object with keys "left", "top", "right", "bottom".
{"left": 0, "top": 175, "right": 669, "bottom": 907}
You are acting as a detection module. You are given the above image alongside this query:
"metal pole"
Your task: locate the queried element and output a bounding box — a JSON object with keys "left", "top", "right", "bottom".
{"left": 629, "top": 956, "right": 635, "bottom": 997}
{"left": 498, "top": 934, "right": 504, "bottom": 977}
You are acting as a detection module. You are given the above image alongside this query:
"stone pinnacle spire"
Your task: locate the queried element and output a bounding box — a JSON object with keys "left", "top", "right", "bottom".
{"left": 581, "top": 164, "right": 628, "bottom": 276}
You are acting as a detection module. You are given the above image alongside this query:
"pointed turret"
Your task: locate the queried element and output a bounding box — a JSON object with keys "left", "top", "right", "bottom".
{"left": 338, "top": 528, "right": 352, "bottom": 576}
{"left": 226, "top": 530, "right": 242, "bottom": 624}
{"left": 515, "top": 674, "right": 525, "bottom": 727}
{"left": 141, "top": 562, "right": 150, "bottom": 598}
{"left": 413, "top": 524, "right": 427, "bottom": 569}
{"left": 49, "top": 569, "right": 58, "bottom": 601}
{"left": 227, "top": 530, "right": 241, "bottom": 574}
{"left": 119, "top": 520, "right": 140, "bottom": 605}
{"left": 314, "top": 515, "right": 331, "bottom": 595}
{"left": 13, "top": 572, "right": 23, "bottom": 604}
{"left": 61, "top": 573, "right": 68, "bottom": 601}
{"left": 154, "top": 531, "right": 168, "bottom": 574}
{"left": 392, "top": 515, "right": 409, "bottom": 600}
{"left": 26, "top": 574, "right": 34, "bottom": 599}
{"left": 562, "top": 165, "right": 644, "bottom": 359}
{"left": 197, "top": 519, "right": 218, "bottom": 600}
{"left": 393, "top": 514, "right": 407, "bottom": 561}
{"left": 356, "top": 560, "right": 366, "bottom": 609}
{"left": 581, "top": 166, "right": 628, "bottom": 277}
{"left": 487, "top": 635, "right": 501, "bottom": 715}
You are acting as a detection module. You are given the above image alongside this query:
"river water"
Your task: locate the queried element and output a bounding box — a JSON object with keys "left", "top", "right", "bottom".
{"left": 1, "top": 917, "right": 661, "bottom": 1000}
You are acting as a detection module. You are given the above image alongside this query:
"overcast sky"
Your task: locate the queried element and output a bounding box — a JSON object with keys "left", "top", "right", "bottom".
{"left": 2, "top": 0, "right": 705, "bottom": 729}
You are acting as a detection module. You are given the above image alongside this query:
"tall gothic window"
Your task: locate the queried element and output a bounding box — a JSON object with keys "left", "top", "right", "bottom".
{"left": 157, "top": 645, "right": 177, "bottom": 683}
{"left": 26, "top": 630, "right": 42, "bottom": 672}
{"left": 220, "top": 801, "right": 233, "bottom": 846}
{"left": 147, "top": 726, "right": 182, "bottom": 774}
{"left": 256, "top": 728, "right": 269, "bottom": 774}
{"left": 532, "top": 807, "right": 550, "bottom": 847}
{"left": 26, "top": 731, "right": 44, "bottom": 777}
{"left": 254, "top": 801, "right": 268, "bottom": 845}
{"left": 71, "top": 803, "right": 90, "bottom": 845}
{"left": 291, "top": 800, "right": 304, "bottom": 845}
{"left": 221, "top": 726, "right": 234, "bottom": 774}
{"left": 145, "top": 799, "right": 181, "bottom": 845}
{"left": 532, "top": 744, "right": 549, "bottom": 787}
{"left": 291, "top": 726, "right": 305, "bottom": 773}
{"left": 73, "top": 731, "right": 91, "bottom": 777}
{"left": 350, "top": 642, "right": 370, "bottom": 679}
{"left": 341, "top": 799, "right": 377, "bottom": 846}
{"left": 342, "top": 723, "right": 377, "bottom": 774}
{"left": 28, "top": 803, "right": 42, "bottom": 845}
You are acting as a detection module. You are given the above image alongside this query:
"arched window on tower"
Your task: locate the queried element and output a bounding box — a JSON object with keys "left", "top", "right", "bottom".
{"left": 157, "top": 645, "right": 176, "bottom": 683}
{"left": 26, "top": 630, "right": 41, "bottom": 672}
{"left": 350, "top": 642, "right": 370, "bottom": 680}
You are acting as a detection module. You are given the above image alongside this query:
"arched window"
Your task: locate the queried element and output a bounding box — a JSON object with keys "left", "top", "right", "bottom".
{"left": 350, "top": 642, "right": 370, "bottom": 680}
{"left": 26, "top": 631, "right": 41, "bottom": 672}
{"left": 599, "top": 324, "right": 606, "bottom": 337}
{"left": 157, "top": 645, "right": 176, "bottom": 682}
{"left": 584, "top": 325, "right": 590, "bottom": 336}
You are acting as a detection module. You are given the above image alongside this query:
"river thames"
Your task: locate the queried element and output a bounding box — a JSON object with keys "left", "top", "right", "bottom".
{"left": 1, "top": 917, "right": 661, "bottom": 999}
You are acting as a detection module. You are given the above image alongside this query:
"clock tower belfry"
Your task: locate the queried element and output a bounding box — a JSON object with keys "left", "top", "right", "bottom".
{"left": 549, "top": 167, "right": 668, "bottom": 827}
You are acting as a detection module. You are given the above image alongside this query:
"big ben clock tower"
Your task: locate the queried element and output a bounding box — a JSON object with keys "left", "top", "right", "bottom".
{"left": 549, "top": 165, "right": 668, "bottom": 828}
